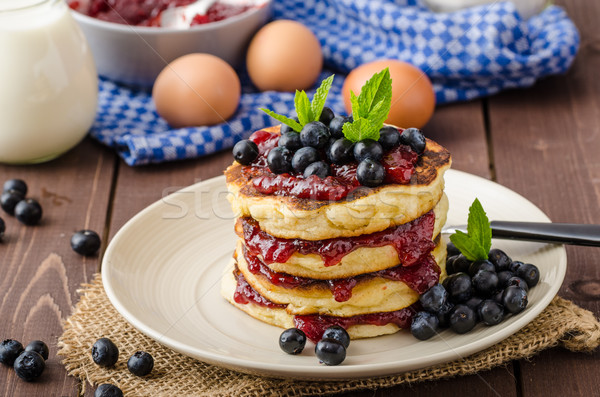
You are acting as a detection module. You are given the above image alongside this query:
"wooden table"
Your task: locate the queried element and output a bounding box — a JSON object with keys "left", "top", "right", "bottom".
{"left": 1, "top": 1, "right": 599, "bottom": 395}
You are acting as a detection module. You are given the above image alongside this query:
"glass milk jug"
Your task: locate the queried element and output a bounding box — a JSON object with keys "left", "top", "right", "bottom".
{"left": 0, "top": 0, "right": 98, "bottom": 164}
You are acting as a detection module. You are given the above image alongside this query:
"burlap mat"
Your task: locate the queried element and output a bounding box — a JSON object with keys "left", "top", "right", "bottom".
{"left": 58, "top": 273, "right": 600, "bottom": 396}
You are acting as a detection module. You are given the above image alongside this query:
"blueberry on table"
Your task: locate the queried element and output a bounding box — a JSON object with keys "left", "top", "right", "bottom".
{"left": 506, "top": 276, "right": 529, "bottom": 292}
{"left": 292, "top": 147, "right": 319, "bottom": 173}
{"left": 14, "top": 198, "right": 42, "bottom": 225}
{"left": 451, "top": 254, "right": 471, "bottom": 274}
{"left": 13, "top": 351, "right": 45, "bottom": 382}
{"left": 436, "top": 302, "right": 454, "bottom": 328}
{"left": 315, "top": 338, "right": 346, "bottom": 366}
{"left": 472, "top": 270, "right": 499, "bottom": 296}
{"left": 71, "top": 230, "right": 102, "bottom": 256}
{"left": 478, "top": 300, "right": 505, "bottom": 326}
{"left": 516, "top": 263, "right": 540, "bottom": 288}
{"left": 502, "top": 286, "right": 528, "bottom": 314}
{"left": 445, "top": 255, "right": 458, "bottom": 275}
{"left": 232, "top": 139, "right": 259, "bottom": 165}
{"left": 399, "top": 127, "right": 426, "bottom": 154}
{"left": 95, "top": 384, "right": 124, "bottom": 397}
{"left": 464, "top": 296, "right": 483, "bottom": 315}
{"left": 3, "top": 179, "right": 27, "bottom": 196}
{"left": 509, "top": 260, "right": 524, "bottom": 273}
{"left": 444, "top": 272, "right": 472, "bottom": 303}
{"left": 497, "top": 270, "right": 515, "bottom": 289}
{"left": 353, "top": 139, "right": 383, "bottom": 162}
{"left": 127, "top": 351, "right": 154, "bottom": 376}
{"left": 446, "top": 241, "right": 460, "bottom": 257}
{"left": 1, "top": 189, "right": 25, "bottom": 215}
{"left": 0, "top": 339, "right": 24, "bottom": 366}
{"left": 91, "top": 338, "right": 119, "bottom": 367}
{"left": 410, "top": 311, "right": 440, "bottom": 340}
{"left": 279, "top": 328, "right": 307, "bottom": 355}
{"left": 488, "top": 248, "right": 511, "bottom": 272}
{"left": 304, "top": 161, "right": 331, "bottom": 179}
{"left": 267, "top": 146, "right": 293, "bottom": 174}
{"left": 25, "top": 340, "right": 49, "bottom": 361}
{"left": 322, "top": 325, "right": 350, "bottom": 349}
{"left": 300, "top": 121, "right": 330, "bottom": 149}
{"left": 468, "top": 259, "right": 495, "bottom": 277}
{"left": 419, "top": 284, "right": 448, "bottom": 313}
{"left": 378, "top": 126, "right": 401, "bottom": 150}
{"left": 319, "top": 107, "right": 335, "bottom": 126}
{"left": 278, "top": 131, "right": 303, "bottom": 152}
{"left": 449, "top": 304, "right": 477, "bottom": 334}
{"left": 327, "top": 138, "right": 354, "bottom": 165}
{"left": 328, "top": 115, "right": 350, "bottom": 138}
{"left": 356, "top": 159, "right": 385, "bottom": 187}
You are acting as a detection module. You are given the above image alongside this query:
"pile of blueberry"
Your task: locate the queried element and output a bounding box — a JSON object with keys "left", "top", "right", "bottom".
{"left": 410, "top": 243, "right": 540, "bottom": 340}
{"left": 0, "top": 338, "right": 49, "bottom": 382}
{"left": 279, "top": 325, "right": 349, "bottom": 366}
{"left": 91, "top": 337, "right": 154, "bottom": 397}
{"left": 233, "top": 108, "right": 426, "bottom": 187}
{"left": 1, "top": 179, "right": 43, "bottom": 226}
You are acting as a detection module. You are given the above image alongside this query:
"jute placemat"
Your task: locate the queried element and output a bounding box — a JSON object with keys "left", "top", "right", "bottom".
{"left": 58, "top": 274, "right": 600, "bottom": 396}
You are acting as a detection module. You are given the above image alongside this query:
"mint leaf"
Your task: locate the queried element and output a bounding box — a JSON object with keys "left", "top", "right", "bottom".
{"left": 260, "top": 108, "right": 303, "bottom": 132}
{"left": 449, "top": 198, "right": 492, "bottom": 261}
{"left": 349, "top": 91, "right": 361, "bottom": 123}
{"left": 311, "top": 74, "right": 334, "bottom": 122}
{"left": 449, "top": 231, "right": 488, "bottom": 261}
{"left": 342, "top": 117, "right": 373, "bottom": 142}
{"left": 294, "top": 90, "right": 313, "bottom": 126}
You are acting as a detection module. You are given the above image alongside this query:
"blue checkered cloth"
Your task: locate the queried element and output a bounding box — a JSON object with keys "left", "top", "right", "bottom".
{"left": 91, "top": 0, "right": 579, "bottom": 165}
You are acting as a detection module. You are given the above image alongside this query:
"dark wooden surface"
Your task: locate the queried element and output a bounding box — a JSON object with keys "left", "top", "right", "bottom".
{"left": 1, "top": 0, "right": 599, "bottom": 395}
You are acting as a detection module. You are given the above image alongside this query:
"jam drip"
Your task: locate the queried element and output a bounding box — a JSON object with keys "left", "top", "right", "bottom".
{"left": 242, "top": 248, "right": 440, "bottom": 302}
{"left": 232, "top": 268, "right": 286, "bottom": 309}
{"left": 294, "top": 306, "right": 418, "bottom": 342}
{"left": 243, "top": 130, "right": 418, "bottom": 201}
{"left": 241, "top": 210, "right": 435, "bottom": 267}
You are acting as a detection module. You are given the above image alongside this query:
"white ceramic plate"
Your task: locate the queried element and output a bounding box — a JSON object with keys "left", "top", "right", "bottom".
{"left": 102, "top": 169, "right": 566, "bottom": 380}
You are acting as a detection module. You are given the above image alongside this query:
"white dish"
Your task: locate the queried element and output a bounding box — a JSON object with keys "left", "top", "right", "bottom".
{"left": 102, "top": 169, "right": 567, "bottom": 380}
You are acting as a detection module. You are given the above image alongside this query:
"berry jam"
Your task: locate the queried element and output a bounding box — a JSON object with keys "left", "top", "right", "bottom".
{"left": 243, "top": 247, "right": 440, "bottom": 302}
{"left": 244, "top": 130, "right": 418, "bottom": 201}
{"left": 241, "top": 210, "right": 435, "bottom": 267}
{"left": 233, "top": 268, "right": 286, "bottom": 309}
{"left": 294, "top": 306, "right": 417, "bottom": 342}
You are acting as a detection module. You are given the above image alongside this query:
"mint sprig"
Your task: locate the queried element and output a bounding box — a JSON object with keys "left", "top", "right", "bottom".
{"left": 342, "top": 68, "right": 392, "bottom": 143}
{"left": 260, "top": 75, "right": 334, "bottom": 132}
{"left": 449, "top": 198, "right": 492, "bottom": 261}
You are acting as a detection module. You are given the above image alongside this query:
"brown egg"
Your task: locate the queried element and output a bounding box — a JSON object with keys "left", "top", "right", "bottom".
{"left": 246, "top": 20, "right": 322, "bottom": 92}
{"left": 153, "top": 53, "right": 240, "bottom": 127}
{"left": 342, "top": 60, "right": 436, "bottom": 129}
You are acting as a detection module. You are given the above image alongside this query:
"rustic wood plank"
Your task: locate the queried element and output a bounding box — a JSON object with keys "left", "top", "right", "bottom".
{"left": 486, "top": 1, "right": 600, "bottom": 395}
{"left": 0, "top": 139, "right": 115, "bottom": 396}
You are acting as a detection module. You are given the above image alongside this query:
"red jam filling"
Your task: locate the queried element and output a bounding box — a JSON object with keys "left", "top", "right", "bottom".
{"left": 244, "top": 130, "right": 418, "bottom": 201}
{"left": 68, "top": 0, "right": 252, "bottom": 27}
{"left": 232, "top": 268, "right": 285, "bottom": 309}
{"left": 241, "top": 210, "right": 435, "bottom": 267}
{"left": 243, "top": 247, "right": 440, "bottom": 302}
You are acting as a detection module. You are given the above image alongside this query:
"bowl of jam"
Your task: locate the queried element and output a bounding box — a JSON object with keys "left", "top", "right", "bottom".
{"left": 68, "top": 0, "right": 271, "bottom": 87}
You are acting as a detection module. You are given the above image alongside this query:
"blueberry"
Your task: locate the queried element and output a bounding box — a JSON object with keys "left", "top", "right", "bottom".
{"left": 492, "top": 289, "right": 504, "bottom": 305}
{"left": 472, "top": 270, "right": 499, "bottom": 296}
{"left": 1, "top": 189, "right": 25, "bottom": 215}
{"left": 449, "top": 304, "right": 477, "bottom": 334}
{"left": 300, "top": 121, "right": 330, "bottom": 149}
{"left": 446, "top": 241, "right": 460, "bottom": 257}
{"left": 25, "top": 340, "right": 49, "bottom": 361}
{"left": 13, "top": 351, "right": 45, "bottom": 382}
{"left": 436, "top": 302, "right": 454, "bottom": 328}
{"left": 410, "top": 311, "right": 439, "bottom": 340}
{"left": 464, "top": 296, "right": 483, "bottom": 314}
{"left": 278, "top": 132, "right": 303, "bottom": 152}
{"left": 315, "top": 338, "right": 346, "bottom": 366}
{"left": 353, "top": 139, "right": 383, "bottom": 162}
{"left": 291, "top": 147, "right": 319, "bottom": 174}
{"left": 127, "top": 351, "right": 154, "bottom": 376}
{"left": 378, "top": 126, "right": 401, "bottom": 150}
{"left": 451, "top": 255, "right": 471, "bottom": 274}
{"left": 95, "top": 384, "right": 124, "bottom": 397}
{"left": 399, "top": 127, "right": 426, "bottom": 154}
{"left": 419, "top": 284, "right": 448, "bottom": 313}
{"left": 478, "top": 300, "right": 504, "bottom": 326}
{"left": 232, "top": 140, "right": 258, "bottom": 165}
{"left": 516, "top": 263, "right": 540, "bottom": 288}
{"left": 445, "top": 255, "right": 458, "bottom": 275}
{"left": 71, "top": 230, "right": 101, "bottom": 256}
{"left": 328, "top": 116, "right": 350, "bottom": 138}
{"left": 502, "top": 286, "right": 528, "bottom": 314}
{"left": 14, "top": 198, "right": 42, "bottom": 225}
{"left": 267, "top": 147, "right": 293, "bottom": 174}
{"left": 497, "top": 270, "right": 515, "bottom": 289}
{"left": 322, "top": 325, "right": 350, "bottom": 349}
{"left": 509, "top": 260, "right": 524, "bottom": 273}
{"left": 319, "top": 107, "right": 335, "bottom": 126}
{"left": 3, "top": 179, "right": 27, "bottom": 196}
{"left": 91, "top": 338, "right": 119, "bottom": 367}
{"left": 468, "top": 259, "right": 495, "bottom": 277}
{"left": 304, "top": 161, "right": 330, "bottom": 179}
{"left": 279, "top": 328, "right": 307, "bottom": 355}
{"left": 356, "top": 159, "right": 385, "bottom": 187}
{"left": 488, "top": 248, "right": 511, "bottom": 272}
{"left": 327, "top": 138, "right": 354, "bottom": 165}
{"left": 0, "top": 339, "right": 24, "bottom": 366}
{"left": 507, "top": 276, "right": 529, "bottom": 292}
{"left": 280, "top": 118, "right": 299, "bottom": 135}
{"left": 443, "top": 272, "right": 472, "bottom": 303}
{"left": 0, "top": 217, "right": 4, "bottom": 240}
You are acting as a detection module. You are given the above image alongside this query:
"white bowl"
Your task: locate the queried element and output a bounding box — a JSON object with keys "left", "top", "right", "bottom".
{"left": 71, "top": 2, "right": 271, "bottom": 87}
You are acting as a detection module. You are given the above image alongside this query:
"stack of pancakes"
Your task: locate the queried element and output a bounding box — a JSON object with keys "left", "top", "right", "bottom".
{"left": 221, "top": 126, "right": 452, "bottom": 340}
